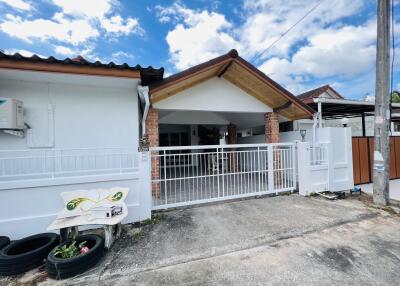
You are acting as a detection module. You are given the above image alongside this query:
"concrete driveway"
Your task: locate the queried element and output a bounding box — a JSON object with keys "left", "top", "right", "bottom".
{"left": 5, "top": 194, "right": 400, "bottom": 286}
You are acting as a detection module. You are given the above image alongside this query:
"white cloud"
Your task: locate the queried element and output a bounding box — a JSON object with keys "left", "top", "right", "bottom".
{"left": 156, "top": 3, "right": 239, "bottom": 70}
{"left": 0, "top": 0, "right": 31, "bottom": 11}
{"left": 258, "top": 21, "right": 377, "bottom": 93}
{"left": 52, "top": 0, "right": 112, "bottom": 19}
{"left": 0, "top": 0, "right": 144, "bottom": 51}
{"left": 54, "top": 45, "right": 76, "bottom": 56}
{"left": 100, "top": 16, "right": 143, "bottom": 35}
{"left": 156, "top": 0, "right": 366, "bottom": 73}
{"left": 0, "top": 15, "right": 99, "bottom": 45}
{"left": 3, "top": 48, "right": 44, "bottom": 58}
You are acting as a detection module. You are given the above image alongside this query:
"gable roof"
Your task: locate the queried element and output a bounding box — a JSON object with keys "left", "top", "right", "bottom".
{"left": 297, "top": 85, "right": 344, "bottom": 104}
{"left": 0, "top": 51, "right": 164, "bottom": 84}
{"left": 149, "top": 50, "right": 314, "bottom": 120}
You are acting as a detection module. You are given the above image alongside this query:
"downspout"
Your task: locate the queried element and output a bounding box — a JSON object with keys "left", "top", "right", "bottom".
{"left": 137, "top": 85, "right": 150, "bottom": 136}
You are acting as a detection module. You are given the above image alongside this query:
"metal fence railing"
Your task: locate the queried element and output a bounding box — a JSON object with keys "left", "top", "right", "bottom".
{"left": 150, "top": 143, "right": 296, "bottom": 209}
{"left": 0, "top": 147, "right": 139, "bottom": 182}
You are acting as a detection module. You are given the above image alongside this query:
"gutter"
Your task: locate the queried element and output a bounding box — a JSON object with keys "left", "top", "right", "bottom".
{"left": 137, "top": 85, "right": 150, "bottom": 136}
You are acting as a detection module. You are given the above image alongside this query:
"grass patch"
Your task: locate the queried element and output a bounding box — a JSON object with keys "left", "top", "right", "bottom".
{"left": 141, "top": 213, "right": 165, "bottom": 226}
{"left": 132, "top": 230, "right": 145, "bottom": 240}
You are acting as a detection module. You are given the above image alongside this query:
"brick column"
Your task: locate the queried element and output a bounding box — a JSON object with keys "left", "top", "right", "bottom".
{"left": 146, "top": 108, "right": 160, "bottom": 197}
{"left": 265, "top": 112, "right": 279, "bottom": 143}
{"left": 227, "top": 123, "right": 237, "bottom": 172}
{"left": 227, "top": 124, "right": 237, "bottom": 144}
{"left": 265, "top": 112, "right": 280, "bottom": 188}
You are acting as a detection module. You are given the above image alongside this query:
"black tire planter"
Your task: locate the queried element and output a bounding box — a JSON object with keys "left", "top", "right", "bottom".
{"left": 0, "top": 233, "right": 59, "bottom": 276}
{"left": 46, "top": 234, "right": 104, "bottom": 280}
{"left": 0, "top": 237, "right": 10, "bottom": 250}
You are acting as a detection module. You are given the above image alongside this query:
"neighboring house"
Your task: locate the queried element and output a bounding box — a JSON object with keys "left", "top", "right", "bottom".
{"left": 294, "top": 85, "right": 400, "bottom": 136}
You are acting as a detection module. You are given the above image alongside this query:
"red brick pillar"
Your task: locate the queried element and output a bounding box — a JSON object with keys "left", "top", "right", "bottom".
{"left": 146, "top": 108, "right": 160, "bottom": 197}
{"left": 265, "top": 112, "right": 279, "bottom": 143}
{"left": 227, "top": 123, "right": 237, "bottom": 172}
{"left": 265, "top": 112, "right": 280, "bottom": 188}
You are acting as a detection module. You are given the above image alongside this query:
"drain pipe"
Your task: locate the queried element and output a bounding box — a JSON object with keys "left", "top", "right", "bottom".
{"left": 137, "top": 85, "right": 150, "bottom": 136}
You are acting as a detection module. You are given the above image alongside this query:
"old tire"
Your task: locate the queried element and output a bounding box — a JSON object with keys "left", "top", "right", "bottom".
{"left": 0, "top": 237, "right": 10, "bottom": 250}
{"left": 0, "top": 233, "right": 59, "bottom": 276}
{"left": 46, "top": 234, "right": 104, "bottom": 280}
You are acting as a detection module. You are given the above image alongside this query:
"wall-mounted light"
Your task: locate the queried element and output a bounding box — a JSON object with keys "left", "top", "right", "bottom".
{"left": 300, "top": 129, "right": 306, "bottom": 142}
{"left": 341, "top": 118, "right": 349, "bottom": 127}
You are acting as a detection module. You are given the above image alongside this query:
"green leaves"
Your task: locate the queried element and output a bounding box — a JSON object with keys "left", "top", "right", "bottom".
{"left": 66, "top": 198, "right": 88, "bottom": 211}
{"left": 54, "top": 240, "right": 87, "bottom": 259}
{"left": 111, "top": 191, "right": 123, "bottom": 202}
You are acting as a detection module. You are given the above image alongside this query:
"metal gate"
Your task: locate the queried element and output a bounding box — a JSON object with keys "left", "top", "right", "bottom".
{"left": 151, "top": 143, "right": 296, "bottom": 210}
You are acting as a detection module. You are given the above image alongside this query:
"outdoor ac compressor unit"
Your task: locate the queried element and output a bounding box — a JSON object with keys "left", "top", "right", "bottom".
{"left": 0, "top": 98, "right": 24, "bottom": 130}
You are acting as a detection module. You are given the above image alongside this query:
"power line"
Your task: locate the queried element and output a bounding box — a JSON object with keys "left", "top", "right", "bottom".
{"left": 251, "top": 0, "right": 325, "bottom": 63}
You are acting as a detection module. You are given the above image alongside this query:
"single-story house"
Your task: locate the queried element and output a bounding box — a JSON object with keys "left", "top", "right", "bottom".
{"left": 0, "top": 50, "right": 355, "bottom": 238}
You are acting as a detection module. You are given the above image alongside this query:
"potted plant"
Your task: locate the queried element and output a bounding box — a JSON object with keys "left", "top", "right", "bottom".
{"left": 46, "top": 234, "right": 104, "bottom": 280}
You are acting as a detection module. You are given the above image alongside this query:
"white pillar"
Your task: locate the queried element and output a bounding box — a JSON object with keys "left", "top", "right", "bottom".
{"left": 297, "top": 142, "right": 311, "bottom": 196}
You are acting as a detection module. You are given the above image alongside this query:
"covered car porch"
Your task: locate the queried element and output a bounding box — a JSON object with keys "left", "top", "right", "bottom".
{"left": 143, "top": 50, "right": 314, "bottom": 209}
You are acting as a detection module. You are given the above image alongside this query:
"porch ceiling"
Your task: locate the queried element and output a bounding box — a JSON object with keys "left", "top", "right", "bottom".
{"left": 149, "top": 50, "right": 314, "bottom": 121}
{"left": 158, "top": 110, "right": 287, "bottom": 129}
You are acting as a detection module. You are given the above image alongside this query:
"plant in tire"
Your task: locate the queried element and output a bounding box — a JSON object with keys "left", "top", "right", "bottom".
{"left": 46, "top": 234, "right": 104, "bottom": 280}
{"left": 53, "top": 239, "right": 88, "bottom": 259}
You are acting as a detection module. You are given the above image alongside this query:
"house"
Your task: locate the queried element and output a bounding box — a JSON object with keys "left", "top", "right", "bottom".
{"left": 293, "top": 85, "right": 400, "bottom": 136}
{"left": 0, "top": 50, "right": 355, "bottom": 239}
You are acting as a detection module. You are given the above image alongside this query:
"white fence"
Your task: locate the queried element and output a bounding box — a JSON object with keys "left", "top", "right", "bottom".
{"left": 0, "top": 148, "right": 151, "bottom": 239}
{"left": 151, "top": 143, "right": 296, "bottom": 209}
{"left": 297, "top": 127, "right": 354, "bottom": 196}
{"left": 0, "top": 148, "right": 139, "bottom": 182}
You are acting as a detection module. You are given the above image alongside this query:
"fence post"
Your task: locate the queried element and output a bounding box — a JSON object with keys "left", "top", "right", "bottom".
{"left": 139, "top": 151, "right": 152, "bottom": 219}
{"left": 297, "top": 142, "right": 311, "bottom": 196}
{"left": 267, "top": 145, "right": 274, "bottom": 193}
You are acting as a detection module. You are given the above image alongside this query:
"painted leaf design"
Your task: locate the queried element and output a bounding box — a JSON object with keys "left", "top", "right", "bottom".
{"left": 66, "top": 198, "right": 88, "bottom": 211}
{"left": 111, "top": 192, "right": 123, "bottom": 202}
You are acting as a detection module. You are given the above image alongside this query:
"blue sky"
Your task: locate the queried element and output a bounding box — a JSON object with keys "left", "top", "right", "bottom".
{"left": 0, "top": 0, "right": 399, "bottom": 99}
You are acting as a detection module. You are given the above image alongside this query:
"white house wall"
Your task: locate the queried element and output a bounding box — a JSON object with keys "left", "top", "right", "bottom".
{"left": 154, "top": 77, "right": 273, "bottom": 113}
{"left": 0, "top": 78, "right": 140, "bottom": 150}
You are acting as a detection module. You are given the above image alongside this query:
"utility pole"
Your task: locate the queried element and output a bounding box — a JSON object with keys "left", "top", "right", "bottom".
{"left": 373, "top": 0, "right": 391, "bottom": 206}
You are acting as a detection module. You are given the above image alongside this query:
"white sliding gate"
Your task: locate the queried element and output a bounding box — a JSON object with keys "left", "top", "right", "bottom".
{"left": 151, "top": 143, "right": 296, "bottom": 209}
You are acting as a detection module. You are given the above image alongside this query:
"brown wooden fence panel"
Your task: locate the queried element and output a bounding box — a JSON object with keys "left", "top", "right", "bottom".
{"left": 359, "top": 137, "right": 370, "bottom": 183}
{"left": 352, "top": 138, "right": 361, "bottom": 185}
{"left": 390, "top": 139, "right": 397, "bottom": 179}
{"left": 368, "top": 137, "right": 374, "bottom": 180}
{"left": 352, "top": 136, "right": 400, "bottom": 185}
{"left": 395, "top": 137, "right": 400, "bottom": 178}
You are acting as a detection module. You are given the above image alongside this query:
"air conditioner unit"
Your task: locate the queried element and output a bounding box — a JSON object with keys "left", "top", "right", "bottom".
{"left": 0, "top": 98, "right": 24, "bottom": 130}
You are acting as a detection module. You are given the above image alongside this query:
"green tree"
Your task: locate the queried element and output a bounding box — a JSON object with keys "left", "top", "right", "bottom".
{"left": 392, "top": 91, "right": 400, "bottom": 103}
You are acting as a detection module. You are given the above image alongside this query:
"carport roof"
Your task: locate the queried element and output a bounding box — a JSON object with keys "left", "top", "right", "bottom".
{"left": 310, "top": 97, "right": 400, "bottom": 121}
{"left": 149, "top": 50, "right": 314, "bottom": 121}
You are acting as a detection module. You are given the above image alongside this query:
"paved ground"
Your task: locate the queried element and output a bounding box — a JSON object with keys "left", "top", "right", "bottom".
{"left": 2, "top": 194, "right": 400, "bottom": 285}
{"left": 359, "top": 178, "right": 400, "bottom": 203}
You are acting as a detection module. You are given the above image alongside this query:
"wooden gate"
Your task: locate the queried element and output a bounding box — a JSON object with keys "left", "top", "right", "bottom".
{"left": 352, "top": 136, "right": 400, "bottom": 185}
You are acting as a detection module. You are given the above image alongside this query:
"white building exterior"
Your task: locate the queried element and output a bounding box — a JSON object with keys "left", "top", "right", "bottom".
{"left": 0, "top": 50, "right": 354, "bottom": 239}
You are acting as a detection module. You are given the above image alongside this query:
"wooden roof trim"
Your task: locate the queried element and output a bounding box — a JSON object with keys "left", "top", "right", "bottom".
{"left": 233, "top": 57, "right": 314, "bottom": 117}
{"left": 150, "top": 58, "right": 231, "bottom": 94}
{"left": 0, "top": 60, "right": 141, "bottom": 78}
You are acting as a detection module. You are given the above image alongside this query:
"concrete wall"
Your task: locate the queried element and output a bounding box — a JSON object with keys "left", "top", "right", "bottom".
{"left": 0, "top": 78, "right": 140, "bottom": 150}
{"left": 294, "top": 117, "right": 374, "bottom": 137}
{"left": 0, "top": 152, "right": 151, "bottom": 240}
